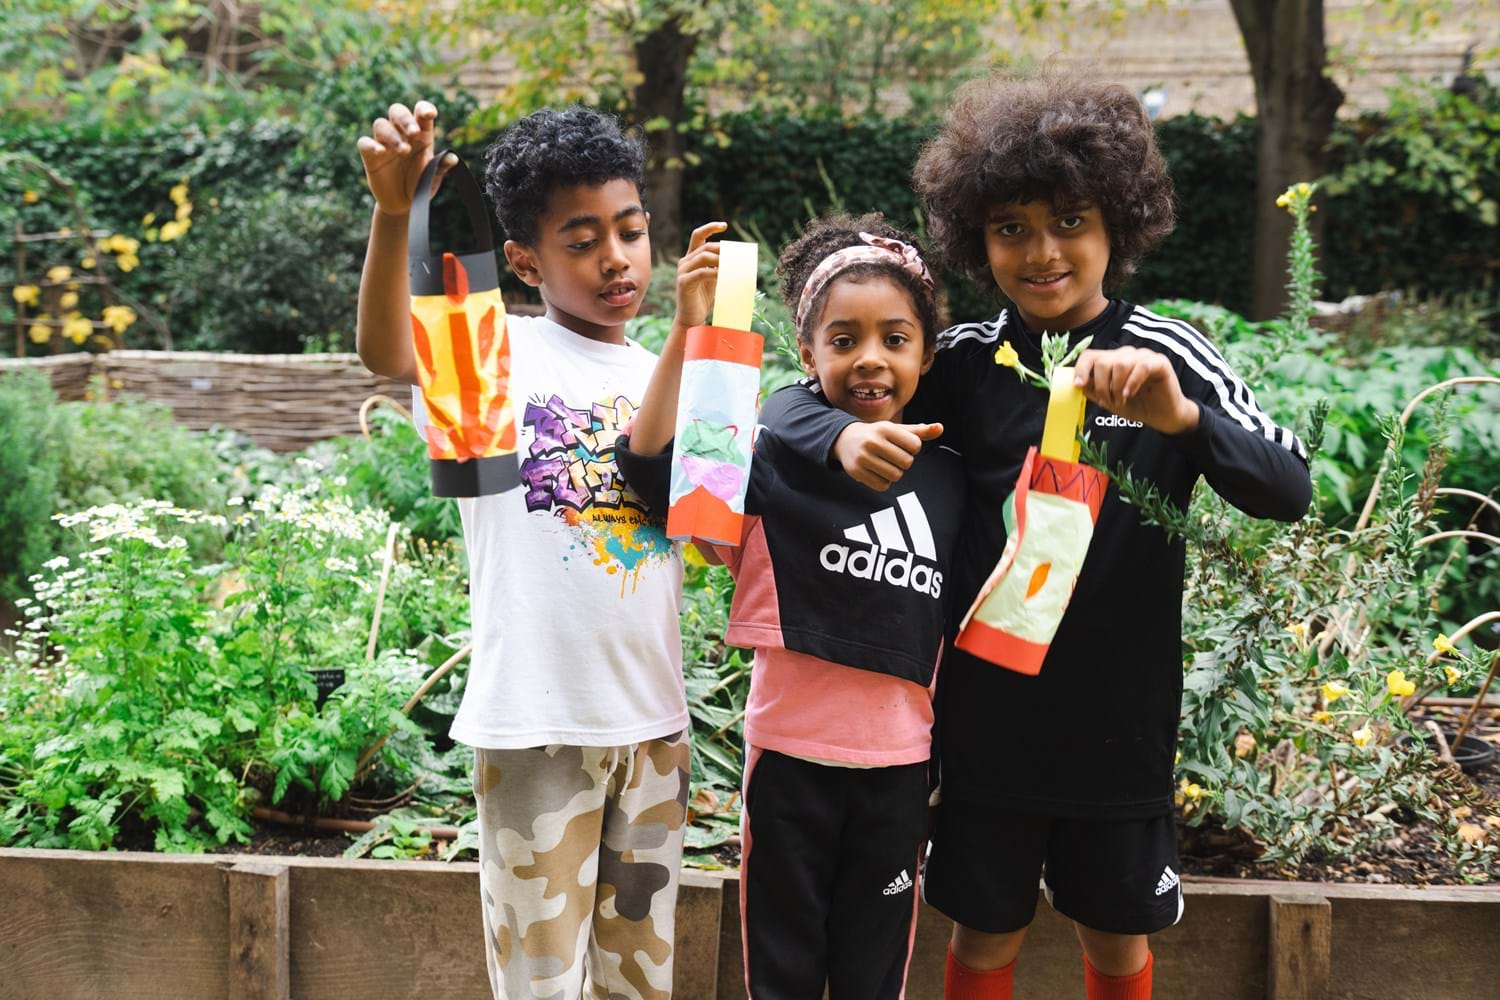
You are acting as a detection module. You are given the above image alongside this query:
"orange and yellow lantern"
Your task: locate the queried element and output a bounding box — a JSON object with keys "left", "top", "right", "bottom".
{"left": 408, "top": 153, "right": 520, "bottom": 497}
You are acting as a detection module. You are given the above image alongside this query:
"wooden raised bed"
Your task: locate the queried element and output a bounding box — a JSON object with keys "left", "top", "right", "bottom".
{"left": 1, "top": 848, "right": 1495, "bottom": 999}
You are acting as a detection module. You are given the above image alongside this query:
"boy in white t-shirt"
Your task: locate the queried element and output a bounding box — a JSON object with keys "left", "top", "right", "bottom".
{"left": 355, "top": 101, "right": 687, "bottom": 1000}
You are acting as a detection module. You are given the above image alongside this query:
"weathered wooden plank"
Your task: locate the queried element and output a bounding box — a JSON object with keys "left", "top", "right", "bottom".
{"left": 228, "top": 862, "right": 291, "bottom": 1000}
{"left": 1269, "top": 894, "right": 1331, "bottom": 1000}
{"left": 1329, "top": 894, "right": 1500, "bottom": 1000}
{"left": 674, "top": 869, "right": 724, "bottom": 999}
{"left": 0, "top": 849, "right": 228, "bottom": 998}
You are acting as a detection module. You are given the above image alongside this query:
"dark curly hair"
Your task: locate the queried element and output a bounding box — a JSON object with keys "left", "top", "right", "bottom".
{"left": 776, "top": 213, "right": 940, "bottom": 346}
{"left": 913, "top": 74, "right": 1175, "bottom": 291}
{"left": 481, "top": 106, "right": 648, "bottom": 245}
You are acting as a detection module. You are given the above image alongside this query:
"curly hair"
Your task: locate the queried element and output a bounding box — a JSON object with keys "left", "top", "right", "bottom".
{"left": 775, "top": 213, "right": 940, "bottom": 345}
{"left": 913, "top": 74, "right": 1175, "bottom": 291}
{"left": 481, "top": 106, "right": 648, "bottom": 245}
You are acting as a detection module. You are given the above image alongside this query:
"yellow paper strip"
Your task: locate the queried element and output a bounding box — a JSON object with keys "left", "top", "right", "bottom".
{"left": 1040, "top": 366, "right": 1086, "bottom": 462}
{"left": 711, "top": 240, "right": 758, "bottom": 332}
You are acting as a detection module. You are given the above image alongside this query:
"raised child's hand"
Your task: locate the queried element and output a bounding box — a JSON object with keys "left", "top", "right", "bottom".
{"left": 1073, "top": 346, "right": 1200, "bottom": 436}
{"left": 356, "top": 100, "right": 457, "bottom": 217}
{"left": 675, "top": 222, "right": 728, "bottom": 330}
{"left": 832, "top": 421, "right": 944, "bottom": 492}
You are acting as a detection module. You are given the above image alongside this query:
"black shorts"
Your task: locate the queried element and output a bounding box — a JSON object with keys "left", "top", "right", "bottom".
{"left": 922, "top": 802, "right": 1184, "bottom": 936}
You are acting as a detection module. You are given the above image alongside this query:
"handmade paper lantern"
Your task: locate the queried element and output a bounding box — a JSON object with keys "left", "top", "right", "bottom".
{"left": 954, "top": 367, "right": 1109, "bottom": 675}
{"left": 408, "top": 152, "right": 520, "bottom": 498}
{"left": 665, "top": 241, "right": 764, "bottom": 546}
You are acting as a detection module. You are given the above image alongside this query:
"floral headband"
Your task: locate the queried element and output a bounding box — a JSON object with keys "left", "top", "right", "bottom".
{"left": 794, "top": 232, "right": 935, "bottom": 331}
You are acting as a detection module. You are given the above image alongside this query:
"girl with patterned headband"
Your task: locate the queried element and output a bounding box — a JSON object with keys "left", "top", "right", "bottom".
{"left": 619, "top": 213, "right": 966, "bottom": 998}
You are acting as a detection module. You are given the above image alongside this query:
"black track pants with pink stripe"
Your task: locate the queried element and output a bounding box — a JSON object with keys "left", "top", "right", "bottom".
{"left": 740, "top": 747, "right": 929, "bottom": 999}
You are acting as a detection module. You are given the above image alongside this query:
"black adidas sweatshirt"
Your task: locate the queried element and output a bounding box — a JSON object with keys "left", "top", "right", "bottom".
{"left": 770, "top": 301, "right": 1312, "bottom": 818}
{"left": 618, "top": 387, "right": 967, "bottom": 687}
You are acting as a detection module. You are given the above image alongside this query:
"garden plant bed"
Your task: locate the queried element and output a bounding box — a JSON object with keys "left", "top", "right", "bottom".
{"left": 1, "top": 846, "right": 1496, "bottom": 1000}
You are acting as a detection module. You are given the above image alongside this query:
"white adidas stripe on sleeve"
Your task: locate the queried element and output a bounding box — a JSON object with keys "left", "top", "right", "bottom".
{"left": 1124, "top": 312, "right": 1306, "bottom": 459}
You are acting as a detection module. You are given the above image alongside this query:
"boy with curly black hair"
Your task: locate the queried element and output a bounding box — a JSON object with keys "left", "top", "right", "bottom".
{"left": 355, "top": 101, "right": 689, "bottom": 1000}
{"left": 772, "top": 75, "right": 1312, "bottom": 999}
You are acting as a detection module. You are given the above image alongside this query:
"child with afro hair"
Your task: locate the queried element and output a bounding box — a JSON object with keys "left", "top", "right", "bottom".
{"left": 620, "top": 212, "right": 964, "bottom": 998}
{"left": 770, "top": 74, "right": 1312, "bottom": 1000}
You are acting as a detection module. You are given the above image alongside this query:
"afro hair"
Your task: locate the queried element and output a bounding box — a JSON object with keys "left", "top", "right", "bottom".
{"left": 776, "top": 212, "right": 941, "bottom": 345}
{"left": 913, "top": 74, "right": 1175, "bottom": 291}
{"left": 481, "top": 106, "right": 648, "bottom": 245}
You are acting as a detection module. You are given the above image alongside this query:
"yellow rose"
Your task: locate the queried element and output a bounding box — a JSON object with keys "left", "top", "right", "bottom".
{"left": 1434, "top": 634, "right": 1456, "bottom": 656}
{"left": 1321, "top": 680, "right": 1349, "bottom": 704}
{"left": 59, "top": 291, "right": 78, "bottom": 311}
{"left": 12, "top": 284, "right": 40, "bottom": 305}
{"left": 994, "top": 340, "right": 1020, "bottom": 369}
{"left": 169, "top": 182, "right": 189, "bottom": 206}
{"left": 159, "top": 220, "right": 185, "bottom": 242}
{"left": 142, "top": 212, "right": 156, "bottom": 226}
{"left": 102, "top": 305, "right": 137, "bottom": 334}
{"left": 46, "top": 266, "right": 72, "bottom": 284}
{"left": 116, "top": 252, "right": 139, "bottom": 272}
{"left": 1386, "top": 670, "right": 1415, "bottom": 698}
{"left": 62, "top": 315, "right": 92, "bottom": 345}
{"left": 1352, "top": 725, "right": 1373, "bottom": 748}
{"left": 22, "top": 189, "right": 40, "bottom": 204}
{"left": 1445, "top": 665, "right": 1461, "bottom": 687}
{"left": 175, "top": 200, "right": 193, "bottom": 222}
{"left": 1312, "top": 710, "right": 1333, "bottom": 724}
{"left": 80, "top": 256, "right": 95, "bottom": 269}
{"left": 27, "top": 322, "right": 50, "bottom": 344}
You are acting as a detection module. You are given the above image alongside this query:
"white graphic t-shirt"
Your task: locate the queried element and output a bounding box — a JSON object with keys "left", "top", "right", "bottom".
{"left": 416, "top": 314, "right": 685, "bottom": 748}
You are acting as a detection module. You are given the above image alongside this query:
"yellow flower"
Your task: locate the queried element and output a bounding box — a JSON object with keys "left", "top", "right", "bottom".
{"left": 1275, "top": 193, "right": 1291, "bottom": 208}
{"left": 1445, "top": 665, "right": 1461, "bottom": 686}
{"left": 175, "top": 200, "right": 192, "bottom": 222}
{"left": 142, "top": 212, "right": 156, "bottom": 226}
{"left": 22, "top": 189, "right": 39, "bottom": 204}
{"left": 27, "top": 322, "right": 50, "bottom": 344}
{"left": 1321, "top": 680, "right": 1349, "bottom": 704}
{"left": 46, "top": 265, "right": 72, "bottom": 284}
{"left": 12, "top": 284, "right": 40, "bottom": 305}
{"left": 1352, "top": 725, "right": 1373, "bottom": 748}
{"left": 158, "top": 220, "right": 185, "bottom": 242}
{"left": 62, "top": 314, "right": 92, "bottom": 345}
{"left": 1312, "top": 710, "right": 1333, "bottom": 724}
{"left": 102, "top": 305, "right": 137, "bottom": 334}
{"left": 1182, "top": 780, "right": 1202, "bottom": 800}
{"left": 59, "top": 291, "right": 79, "bottom": 311}
{"left": 80, "top": 256, "right": 95, "bottom": 269}
{"left": 169, "top": 182, "right": 189, "bottom": 206}
{"left": 116, "top": 252, "right": 139, "bottom": 272}
{"left": 1296, "top": 182, "right": 1312, "bottom": 197}
{"left": 1434, "top": 634, "right": 1456, "bottom": 656}
{"left": 994, "top": 340, "right": 1020, "bottom": 369}
{"left": 1386, "top": 670, "right": 1416, "bottom": 698}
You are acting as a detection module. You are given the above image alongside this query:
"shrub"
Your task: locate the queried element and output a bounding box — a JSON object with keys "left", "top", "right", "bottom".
{"left": 0, "top": 370, "right": 62, "bottom": 600}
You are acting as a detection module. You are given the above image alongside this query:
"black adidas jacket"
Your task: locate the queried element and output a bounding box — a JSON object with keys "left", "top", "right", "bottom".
{"left": 770, "top": 301, "right": 1312, "bottom": 818}
{"left": 617, "top": 386, "right": 966, "bottom": 687}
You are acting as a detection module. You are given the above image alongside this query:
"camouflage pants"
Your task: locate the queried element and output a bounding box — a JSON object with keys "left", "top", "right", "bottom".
{"left": 473, "top": 733, "right": 690, "bottom": 1000}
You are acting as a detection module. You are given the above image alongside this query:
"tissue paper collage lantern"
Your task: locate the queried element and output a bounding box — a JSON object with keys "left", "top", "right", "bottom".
{"left": 666, "top": 240, "right": 764, "bottom": 546}
{"left": 955, "top": 366, "right": 1109, "bottom": 675}
{"left": 408, "top": 151, "right": 520, "bottom": 498}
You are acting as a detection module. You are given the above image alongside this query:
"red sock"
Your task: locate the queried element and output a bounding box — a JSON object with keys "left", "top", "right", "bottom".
{"left": 945, "top": 946, "right": 1015, "bottom": 1000}
{"left": 1084, "top": 950, "right": 1153, "bottom": 1000}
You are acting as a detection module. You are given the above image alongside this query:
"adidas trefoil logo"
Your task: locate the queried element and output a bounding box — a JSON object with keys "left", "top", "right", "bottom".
{"left": 883, "top": 869, "right": 914, "bottom": 896}
{"left": 819, "top": 493, "right": 943, "bottom": 599}
{"left": 1154, "top": 866, "right": 1180, "bottom": 897}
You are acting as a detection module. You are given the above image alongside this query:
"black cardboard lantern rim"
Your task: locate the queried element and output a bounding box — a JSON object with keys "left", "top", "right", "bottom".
{"left": 430, "top": 453, "right": 522, "bottom": 498}
{"left": 408, "top": 150, "right": 495, "bottom": 282}
{"left": 409, "top": 248, "right": 500, "bottom": 298}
